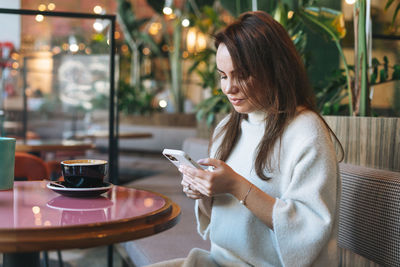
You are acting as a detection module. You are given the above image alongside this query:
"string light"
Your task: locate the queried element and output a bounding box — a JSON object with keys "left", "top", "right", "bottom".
{"left": 93, "top": 5, "right": 103, "bottom": 14}
{"left": 163, "top": 7, "right": 173, "bottom": 15}
{"left": 38, "top": 4, "right": 46, "bottom": 11}
{"left": 48, "top": 3, "right": 56, "bottom": 10}
{"left": 163, "top": 0, "right": 173, "bottom": 15}
{"left": 35, "top": 14, "right": 44, "bottom": 22}
{"left": 93, "top": 20, "right": 104, "bottom": 32}
{"left": 159, "top": 100, "right": 167, "bottom": 108}
{"left": 182, "top": 18, "right": 190, "bottom": 27}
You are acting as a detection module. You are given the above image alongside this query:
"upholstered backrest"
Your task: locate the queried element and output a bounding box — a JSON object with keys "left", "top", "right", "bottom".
{"left": 14, "top": 152, "right": 50, "bottom": 181}
{"left": 339, "top": 163, "right": 400, "bottom": 267}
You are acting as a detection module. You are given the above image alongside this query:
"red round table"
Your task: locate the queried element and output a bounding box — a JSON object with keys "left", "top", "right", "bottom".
{"left": 0, "top": 181, "right": 181, "bottom": 267}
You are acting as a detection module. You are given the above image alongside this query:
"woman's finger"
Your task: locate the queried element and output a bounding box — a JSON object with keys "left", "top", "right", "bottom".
{"left": 197, "top": 158, "right": 222, "bottom": 169}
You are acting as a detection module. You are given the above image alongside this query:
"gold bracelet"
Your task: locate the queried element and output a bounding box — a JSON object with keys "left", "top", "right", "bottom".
{"left": 239, "top": 184, "right": 253, "bottom": 206}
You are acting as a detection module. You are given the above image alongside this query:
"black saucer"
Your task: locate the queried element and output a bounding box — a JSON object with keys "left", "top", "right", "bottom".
{"left": 47, "top": 181, "right": 113, "bottom": 198}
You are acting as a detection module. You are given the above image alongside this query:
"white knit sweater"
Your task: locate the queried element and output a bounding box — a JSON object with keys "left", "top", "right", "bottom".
{"left": 195, "top": 110, "right": 340, "bottom": 267}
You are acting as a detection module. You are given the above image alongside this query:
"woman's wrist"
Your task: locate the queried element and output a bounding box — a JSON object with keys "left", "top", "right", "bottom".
{"left": 231, "top": 175, "right": 252, "bottom": 202}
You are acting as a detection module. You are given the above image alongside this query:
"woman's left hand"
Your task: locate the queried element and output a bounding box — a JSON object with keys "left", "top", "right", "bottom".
{"left": 179, "top": 158, "right": 242, "bottom": 197}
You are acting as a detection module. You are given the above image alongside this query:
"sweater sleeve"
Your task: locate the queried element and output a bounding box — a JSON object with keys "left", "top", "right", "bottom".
{"left": 194, "top": 115, "right": 229, "bottom": 240}
{"left": 272, "top": 134, "right": 339, "bottom": 267}
{"left": 195, "top": 197, "right": 212, "bottom": 239}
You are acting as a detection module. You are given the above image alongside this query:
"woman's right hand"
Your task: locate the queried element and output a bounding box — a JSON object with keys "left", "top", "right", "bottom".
{"left": 181, "top": 172, "right": 204, "bottom": 199}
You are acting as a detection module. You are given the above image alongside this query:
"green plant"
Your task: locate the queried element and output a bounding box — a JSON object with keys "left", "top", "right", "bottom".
{"left": 385, "top": 0, "right": 400, "bottom": 29}
{"left": 145, "top": 0, "right": 215, "bottom": 113}
{"left": 195, "top": 89, "right": 231, "bottom": 125}
{"left": 303, "top": 0, "right": 400, "bottom": 116}
{"left": 117, "top": 0, "right": 161, "bottom": 88}
{"left": 118, "top": 81, "right": 160, "bottom": 115}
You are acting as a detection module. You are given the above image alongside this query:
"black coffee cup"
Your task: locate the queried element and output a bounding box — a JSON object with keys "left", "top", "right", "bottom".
{"left": 61, "top": 159, "right": 108, "bottom": 188}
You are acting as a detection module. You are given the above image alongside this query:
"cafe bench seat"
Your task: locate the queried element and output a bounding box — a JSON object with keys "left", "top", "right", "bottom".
{"left": 121, "top": 138, "right": 400, "bottom": 267}
{"left": 338, "top": 163, "right": 400, "bottom": 267}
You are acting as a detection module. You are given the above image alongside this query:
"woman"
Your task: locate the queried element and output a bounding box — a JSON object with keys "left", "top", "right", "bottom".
{"left": 154, "top": 11, "right": 341, "bottom": 267}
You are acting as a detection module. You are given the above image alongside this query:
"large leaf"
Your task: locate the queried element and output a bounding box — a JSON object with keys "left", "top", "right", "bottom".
{"left": 298, "top": 6, "right": 346, "bottom": 41}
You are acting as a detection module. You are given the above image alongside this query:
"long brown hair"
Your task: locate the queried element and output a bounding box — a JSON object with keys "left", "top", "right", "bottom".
{"left": 212, "top": 11, "right": 342, "bottom": 180}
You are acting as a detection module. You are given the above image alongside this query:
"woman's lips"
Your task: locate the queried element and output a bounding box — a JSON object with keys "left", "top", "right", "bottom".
{"left": 229, "top": 98, "right": 245, "bottom": 105}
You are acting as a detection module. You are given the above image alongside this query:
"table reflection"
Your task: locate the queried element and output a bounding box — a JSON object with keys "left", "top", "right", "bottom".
{"left": 47, "top": 196, "right": 113, "bottom": 225}
{"left": 0, "top": 181, "right": 167, "bottom": 228}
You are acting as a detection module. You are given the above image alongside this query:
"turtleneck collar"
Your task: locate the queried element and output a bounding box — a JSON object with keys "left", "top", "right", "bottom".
{"left": 247, "top": 111, "right": 265, "bottom": 125}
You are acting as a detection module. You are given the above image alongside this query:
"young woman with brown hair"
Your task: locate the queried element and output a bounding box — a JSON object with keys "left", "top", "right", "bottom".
{"left": 152, "top": 11, "right": 341, "bottom": 267}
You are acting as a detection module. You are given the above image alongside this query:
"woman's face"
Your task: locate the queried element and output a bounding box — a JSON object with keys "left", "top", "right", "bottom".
{"left": 216, "top": 43, "right": 257, "bottom": 114}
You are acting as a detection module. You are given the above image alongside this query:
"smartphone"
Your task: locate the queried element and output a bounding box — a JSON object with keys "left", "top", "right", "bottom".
{"left": 162, "top": 148, "right": 203, "bottom": 170}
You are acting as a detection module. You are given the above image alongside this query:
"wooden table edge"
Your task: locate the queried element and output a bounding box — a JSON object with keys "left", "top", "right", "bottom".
{"left": 0, "top": 198, "right": 181, "bottom": 252}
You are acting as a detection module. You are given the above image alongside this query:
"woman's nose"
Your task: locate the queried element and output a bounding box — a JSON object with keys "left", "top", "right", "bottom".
{"left": 223, "top": 80, "right": 239, "bottom": 95}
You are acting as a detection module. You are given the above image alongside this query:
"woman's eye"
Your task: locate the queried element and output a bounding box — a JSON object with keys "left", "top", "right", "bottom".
{"left": 219, "top": 75, "right": 227, "bottom": 80}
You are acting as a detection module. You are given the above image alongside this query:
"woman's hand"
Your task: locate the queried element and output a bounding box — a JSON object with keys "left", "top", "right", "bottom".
{"left": 179, "top": 158, "right": 243, "bottom": 197}
{"left": 181, "top": 173, "right": 204, "bottom": 199}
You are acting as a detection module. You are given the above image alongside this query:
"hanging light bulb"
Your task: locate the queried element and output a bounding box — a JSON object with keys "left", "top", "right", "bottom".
{"left": 68, "top": 35, "right": 79, "bottom": 53}
{"left": 93, "top": 19, "right": 104, "bottom": 32}
{"left": 93, "top": 5, "right": 103, "bottom": 14}
{"left": 182, "top": 18, "right": 190, "bottom": 27}
{"left": 163, "top": 0, "right": 173, "bottom": 15}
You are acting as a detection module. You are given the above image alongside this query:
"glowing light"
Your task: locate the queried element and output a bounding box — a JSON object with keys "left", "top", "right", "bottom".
{"left": 186, "top": 28, "right": 197, "bottom": 53}
{"left": 345, "top": 0, "right": 356, "bottom": 4}
{"left": 48, "top": 3, "right": 56, "bottom": 10}
{"left": 144, "top": 198, "right": 154, "bottom": 207}
{"left": 35, "top": 14, "right": 44, "bottom": 22}
{"left": 44, "top": 220, "right": 52, "bottom": 226}
{"left": 85, "top": 47, "right": 92, "bottom": 54}
{"left": 12, "top": 62, "right": 19, "bottom": 69}
{"left": 114, "top": 31, "right": 121, "bottom": 39}
{"left": 186, "top": 28, "right": 207, "bottom": 53}
{"left": 69, "top": 44, "right": 79, "bottom": 52}
{"left": 32, "top": 206, "right": 41, "bottom": 214}
{"left": 121, "top": 44, "right": 129, "bottom": 53}
{"left": 11, "top": 52, "right": 19, "bottom": 60}
{"left": 62, "top": 43, "right": 69, "bottom": 51}
{"left": 79, "top": 43, "right": 85, "bottom": 50}
{"left": 159, "top": 100, "right": 167, "bottom": 108}
{"left": 182, "top": 51, "right": 189, "bottom": 58}
{"left": 163, "top": 7, "right": 173, "bottom": 15}
{"left": 162, "top": 44, "right": 169, "bottom": 52}
{"left": 196, "top": 32, "right": 207, "bottom": 52}
{"left": 182, "top": 18, "right": 190, "bottom": 27}
{"left": 288, "top": 11, "right": 294, "bottom": 19}
{"left": 93, "top": 21, "right": 104, "bottom": 32}
{"left": 93, "top": 5, "right": 103, "bottom": 14}
{"left": 38, "top": 4, "right": 46, "bottom": 11}
{"left": 52, "top": 46, "right": 61, "bottom": 54}
{"left": 142, "top": 47, "right": 151, "bottom": 55}
{"left": 149, "top": 22, "right": 161, "bottom": 35}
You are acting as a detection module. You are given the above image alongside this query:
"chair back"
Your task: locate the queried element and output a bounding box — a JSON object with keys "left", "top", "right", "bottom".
{"left": 14, "top": 152, "right": 50, "bottom": 181}
{"left": 339, "top": 163, "right": 400, "bottom": 266}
